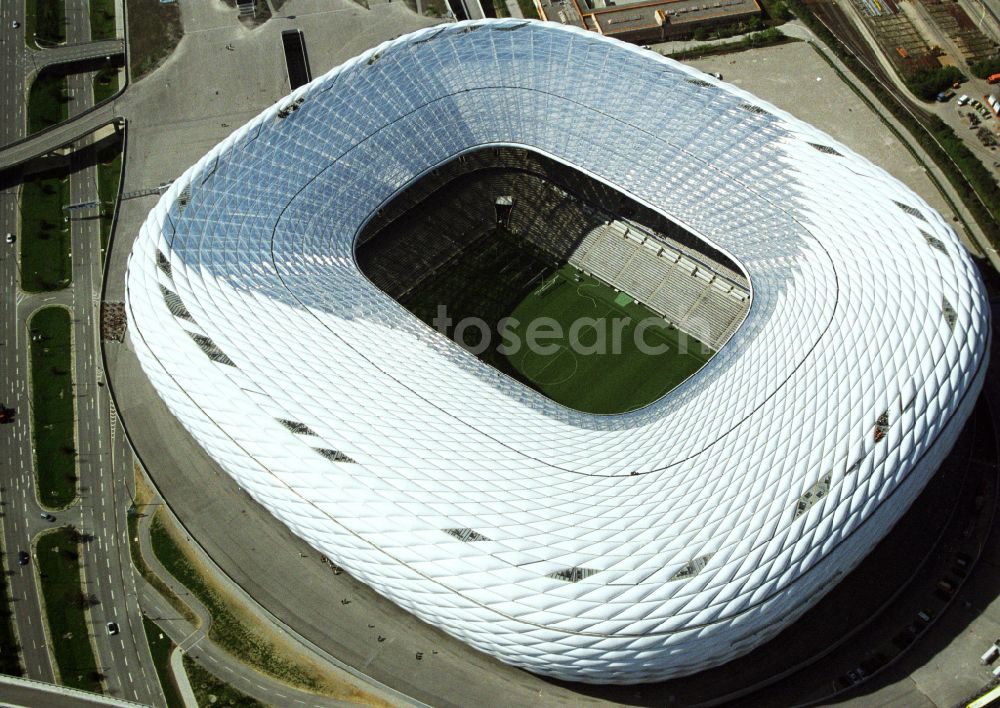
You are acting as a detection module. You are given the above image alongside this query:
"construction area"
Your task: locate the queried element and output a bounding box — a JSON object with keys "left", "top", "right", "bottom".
{"left": 842, "top": 0, "right": 998, "bottom": 79}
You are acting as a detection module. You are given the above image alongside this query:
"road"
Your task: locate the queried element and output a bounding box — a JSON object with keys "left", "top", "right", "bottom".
{"left": 26, "top": 38, "right": 125, "bottom": 78}
{"left": 133, "top": 501, "right": 404, "bottom": 707}
{"left": 54, "top": 0, "right": 161, "bottom": 700}
{"left": 821, "top": 0, "right": 1000, "bottom": 233}
{"left": 0, "top": 673, "right": 148, "bottom": 707}
{"left": 0, "top": 0, "right": 59, "bottom": 685}
{"left": 0, "top": 0, "right": 161, "bottom": 701}
{"left": 0, "top": 102, "right": 120, "bottom": 172}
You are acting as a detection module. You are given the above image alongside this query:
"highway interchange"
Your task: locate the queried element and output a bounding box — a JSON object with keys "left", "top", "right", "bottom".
{"left": 0, "top": 0, "right": 999, "bottom": 706}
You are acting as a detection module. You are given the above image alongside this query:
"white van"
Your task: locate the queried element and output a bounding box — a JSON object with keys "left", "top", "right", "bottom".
{"left": 981, "top": 643, "right": 999, "bottom": 665}
{"left": 957, "top": 95, "right": 970, "bottom": 106}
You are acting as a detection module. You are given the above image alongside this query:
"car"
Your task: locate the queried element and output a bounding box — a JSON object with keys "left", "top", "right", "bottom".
{"left": 4, "top": 233, "right": 13, "bottom": 244}
{"left": 106, "top": 622, "right": 119, "bottom": 635}
{"left": 708, "top": 72, "right": 723, "bottom": 80}
{"left": 39, "top": 512, "right": 55, "bottom": 522}
{"left": 11, "top": 20, "right": 19, "bottom": 29}
{"left": 17, "top": 551, "right": 28, "bottom": 566}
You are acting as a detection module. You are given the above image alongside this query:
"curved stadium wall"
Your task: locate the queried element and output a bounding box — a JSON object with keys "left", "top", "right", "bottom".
{"left": 125, "top": 20, "right": 990, "bottom": 684}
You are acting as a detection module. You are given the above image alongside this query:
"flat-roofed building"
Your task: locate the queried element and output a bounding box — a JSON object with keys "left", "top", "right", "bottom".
{"left": 536, "top": 0, "right": 762, "bottom": 42}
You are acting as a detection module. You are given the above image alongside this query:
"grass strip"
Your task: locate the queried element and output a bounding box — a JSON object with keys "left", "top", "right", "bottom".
{"left": 25, "top": 0, "right": 66, "bottom": 47}
{"left": 0, "top": 549, "right": 24, "bottom": 677}
{"left": 126, "top": 469, "right": 198, "bottom": 625}
{"left": 19, "top": 168, "right": 72, "bottom": 292}
{"left": 149, "top": 513, "right": 326, "bottom": 692}
{"left": 127, "top": 511, "right": 197, "bottom": 625}
{"left": 29, "top": 307, "right": 77, "bottom": 510}
{"left": 514, "top": 0, "right": 538, "bottom": 18}
{"left": 95, "top": 136, "right": 123, "bottom": 254}
{"left": 669, "top": 27, "right": 792, "bottom": 60}
{"left": 182, "top": 654, "right": 264, "bottom": 707}
{"left": 93, "top": 64, "right": 120, "bottom": 105}
{"left": 27, "top": 70, "right": 69, "bottom": 135}
{"left": 35, "top": 527, "right": 101, "bottom": 693}
{"left": 89, "top": 0, "right": 115, "bottom": 40}
{"left": 142, "top": 616, "right": 185, "bottom": 708}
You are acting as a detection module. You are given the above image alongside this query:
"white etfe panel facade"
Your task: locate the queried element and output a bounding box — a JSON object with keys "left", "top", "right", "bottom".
{"left": 126, "top": 20, "right": 989, "bottom": 683}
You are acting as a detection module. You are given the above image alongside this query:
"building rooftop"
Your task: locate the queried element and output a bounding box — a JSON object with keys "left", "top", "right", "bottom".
{"left": 537, "top": 0, "right": 761, "bottom": 37}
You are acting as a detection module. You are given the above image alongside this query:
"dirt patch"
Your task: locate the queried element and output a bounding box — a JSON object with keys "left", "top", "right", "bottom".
{"left": 127, "top": 0, "right": 183, "bottom": 79}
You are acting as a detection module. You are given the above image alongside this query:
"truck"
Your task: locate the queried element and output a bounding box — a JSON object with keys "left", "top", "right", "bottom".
{"left": 989, "top": 73, "right": 1000, "bottom": 84}
{"left": 936, "top": 90, "right": 955, "bottom": 102}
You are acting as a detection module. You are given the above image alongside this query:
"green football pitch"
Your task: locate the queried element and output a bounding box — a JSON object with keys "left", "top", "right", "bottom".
{"left": 502, "top": 265, "right": 713, "bottom": 414}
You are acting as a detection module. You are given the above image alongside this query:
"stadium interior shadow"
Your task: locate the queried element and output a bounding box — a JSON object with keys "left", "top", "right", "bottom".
{"left": 539, "top": 260, "right": 1000, "bottom": 707}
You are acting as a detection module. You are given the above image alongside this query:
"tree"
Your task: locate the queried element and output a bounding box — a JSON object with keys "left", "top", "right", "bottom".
{"left": 906, "top": 66, "right": 965, "bottom": 101}
{"left": 970, "top": 56, "right": 1000, "bottom": 79}
{"left": 69, "top": 591, "right": 98, "bottom": 609}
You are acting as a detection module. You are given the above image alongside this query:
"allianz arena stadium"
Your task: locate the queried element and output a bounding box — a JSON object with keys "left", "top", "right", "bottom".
{"left": 126, "top": 19, "right": 990, "bottom": 684}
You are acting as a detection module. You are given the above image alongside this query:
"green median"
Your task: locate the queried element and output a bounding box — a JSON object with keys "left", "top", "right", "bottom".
{"left": 142, "top": 616, "right": 185, "bottom": 708}
{"left": 25, "top": 0, "right": 66, "bottom": 48}
{"left": 95, "top": 135, "right": 123, "bottom": 255}
{"left": 0, "top": 550, "right": 24, "bottom": 677}
{"left": 29, "top": 307, "right": 77, "bottom": 510}
{"left": 35, "top": 527, "right": 101, "bottom": 693}
{"left": 27, "top": 69, "right": 69, "bottom": 135}
{"left": 20, "top": 169, "right": 72, "bottom": 292}
{"left": 89, "top": 0, "right": 116, "bottom": 40}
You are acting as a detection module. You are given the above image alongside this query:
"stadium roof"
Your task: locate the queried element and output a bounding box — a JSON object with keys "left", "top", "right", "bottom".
{"left": 126, "top": 19, "right": 990, "bottom": 684}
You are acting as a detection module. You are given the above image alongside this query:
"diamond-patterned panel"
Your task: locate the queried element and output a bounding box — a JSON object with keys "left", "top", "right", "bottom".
{"left": 125, "top": 20, "right": 989, "bottom": 685}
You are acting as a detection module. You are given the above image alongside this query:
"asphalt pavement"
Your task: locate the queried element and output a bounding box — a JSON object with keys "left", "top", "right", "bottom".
{"left": 26, "top": 38, "right": 124, "bottom": 77}
{"left": 0, "top": 673, "right": 148, "bottom": 707}
{"left": 0, "top": 0, "right": 161, "bottom": 701}
{"left": 1, "top": 0, "right": 59, "bottom": 685}
{"left": 56, "top": 0, "right": 161, "bottom": 699}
